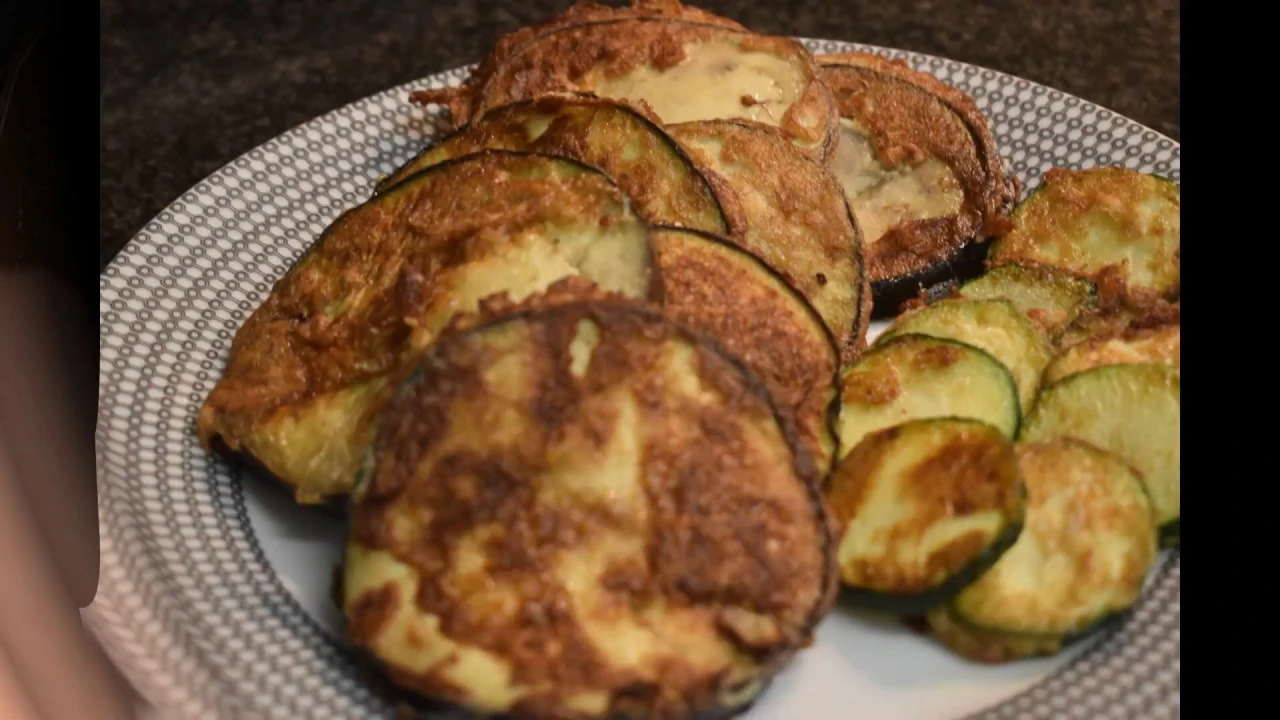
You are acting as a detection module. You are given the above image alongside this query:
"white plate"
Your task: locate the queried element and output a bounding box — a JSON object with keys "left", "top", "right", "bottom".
{"left": 93, "top": 39, "right": 1180, "bottom": 720}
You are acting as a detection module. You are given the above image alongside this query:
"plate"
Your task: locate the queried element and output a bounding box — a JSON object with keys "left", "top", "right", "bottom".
{"left": 92, "top": 39, "right": 1181, "bottom": 720}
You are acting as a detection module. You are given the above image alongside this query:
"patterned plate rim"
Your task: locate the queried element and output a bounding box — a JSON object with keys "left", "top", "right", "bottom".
{"left": 92, "top": 38, "right": 1180, "bottom": 720}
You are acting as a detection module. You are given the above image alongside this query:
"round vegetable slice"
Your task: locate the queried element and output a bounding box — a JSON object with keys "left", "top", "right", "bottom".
{"left": 196, "top": 150, "right": 657, "bottom": 505}
{"left": 651, "top": 226, "right": 840, "bottom": 477}
{"left": 988, "top": 167, "right": 1180, "bottom": 300}
{"left": 836, "top": 333, "right": 1020, "bottom": 458}
{"left": 825, "top": 417, "right": 1024, "bottom": 614}
{"left": 954, "top": 262, "right": 1097, "bottom": 337}
{"left": 877, "top": 298, "right": 1053, "bottom": 414}
{"left": 1020, "top": 363, "right": 1180, "bottom": 545}
{"left": 934, "top": 438, "right": 1159, "bottom": 661}
{"left": 1041, "top": 322, "right": 1179, "bottom": 385}
{"left": 343, "top": 296, "right": 837, "bottom": 720}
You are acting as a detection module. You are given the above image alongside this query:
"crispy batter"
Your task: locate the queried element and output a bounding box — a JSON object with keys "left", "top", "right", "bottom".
{"left": 825, "top": 419, "right": 1021, "bottom": 594}
{"left": 668, "top": 119, "right": 869, "bottom": 363}
{"left": 196, "top": 151, "right": 656, "bottom": 504}
{"left": 1043, "top": 322, "right": 1179, "bottom": 385}
{"left": 417, "top": 2, "right": 838, "bottom": 160}
{"left": 650, "top": 226, "right": 840, "bottom": 477}
{"left": 1053, "top": 267, "right": 1180, "bottom": 351}
{"left": 344, "top": 296, "right": 836, "bottom": 720}
{"left": 377, "top": 93, "right": 735, "bottom": 237}
{"left": 819, "top": 53, "right": 1017, "bottom": 308}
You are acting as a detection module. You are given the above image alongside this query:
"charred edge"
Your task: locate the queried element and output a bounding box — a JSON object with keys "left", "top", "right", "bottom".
{"left": 379, "top": 294, "right": 839, "bottom": 636}
{"left": 877, "top": 236, "right": 992, "bottom": 320}
{"left": 667, "top": 119, "right": 870, "bottom": 356}
{"left": 373, "top": 122, "right": 476, "bottom": 196}
{"left": 836, "top": 517, "right": 1024, "bottom": 616}
{"left": 207, "top": 435, "right": 349, "bottom": 517}
{"left": 371, "top": 147, "right": 630, "bottom": 200}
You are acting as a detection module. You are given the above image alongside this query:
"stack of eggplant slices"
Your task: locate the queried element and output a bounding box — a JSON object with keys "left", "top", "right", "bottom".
{"left": 195, "top": 1, "right": 1180, "bottom": 717}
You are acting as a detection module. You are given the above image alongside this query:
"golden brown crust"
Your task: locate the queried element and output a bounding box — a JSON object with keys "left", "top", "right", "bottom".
{"left": 650, "top": 226, "right": 840, "bottom": 477}
{"left": 818, "top": 52, "right": 1018, "bottom": 285}
{"left": 667, "top": 119, "right": 869, "bottom": 363}
{"left": 379, "top": 92, "right": 732, "bottom": 236}
{"left": 1053, "top": 266, "right": 1180, "bottom": 351}
{"left": 196, "top": 151, "right": 657, "bottom": 503}
{"left": 348, "top": 295, "right": 837, "bottom": 719}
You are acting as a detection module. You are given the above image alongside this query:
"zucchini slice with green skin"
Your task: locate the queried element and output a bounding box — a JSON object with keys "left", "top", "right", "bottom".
{"left": 836, "top": 333, "right": 1019, "bottom": 459}
{"left": 817, "top": 52, "right": 1019, "bottom": 318}
{"left": 668, "top": 119, "right": 871, "bottom": 363}
{"left": 925, "top": 604, "right": 1065, "bottom": 664}
{"left": 937, "top": 438, "right": 1159, "bottom": 659}
{"left": 196, "top": 150, "right": 657, "bottom": 505}
{"left": 988, "top": 167, "right": 1180, "bottom": 300}
{"left": 877, "top": 298, "right": 1053, "bottom": 414}
{"left": 1042, "top": 322, "right": 1179, "bottom": 385}
{"left": 651, "top": 226, "right": 840, "bottom": 478}
{"left": 343, "top": 295, "right": 836, "bottom": 720}
{"left": 825, "top": 417, "right": 1024, "bottom": 614}
{"left": 954, "top": 263, "right": 1097, "bottom": 337}
{"left": 375, "top": 92, "right": 732, "bottom": 236}
{"left": 1020, "top": 363, "right": 1180, "bottom": 545}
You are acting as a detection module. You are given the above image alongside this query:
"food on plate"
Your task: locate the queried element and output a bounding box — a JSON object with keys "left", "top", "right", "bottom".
{"left": 651, "top": 226, "right": 840, "bottom": 476}
{"left": 818, "top": 52, "right": 1019, "bottom": 317}
{"left": 876, "top": 298, "right": 1053, "bottom": 414}
{"left": 927, "top": 438, "right": 1159, "bottom": 662}
{"left": 667, "top": 119, "right": 871, "bottom": 362}
{"left": 1051, "top": 267, "right": 1180, "bottom": 351}
{"left": 836, "top": 334, "right": 1020, "bottom": 458}
{"left": 1041, "top": 321, "right": 1179, "bottom": 385}
{"left": 952, "top": 262, "right": 1097, "bottom": 337}
{"left": 824, "top": 418, "right": 1025, "bottom": 614}
{"left": 1019, "top": 363, "right": 1180, "bottom": 546}
{"left": 374, "top": 92, "right": 734, "bottom": 236}
{"left": 415, "top": 0, "right": 839, "bottom": 160}
{"left": 196, "top": 150, "right": 656, "bottom": 505}
{"left": 341, "top": 296, "right": 837, "bottom": 719}
{"left": 987, "top": 167, "right": 1180, "bottom": 300}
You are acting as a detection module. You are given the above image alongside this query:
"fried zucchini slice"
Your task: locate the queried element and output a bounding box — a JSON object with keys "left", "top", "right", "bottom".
{"left": 825, "top": 418, "right": 1024, "bottom": 614}
{"left": 932, "top": 438, "right": 1159, "bottom": 661}
{"left": 837, "top": 334, "right": 1020, "bottom": 458}
{"left": 818, "top": 52, "right": 1019, "bottom": 317}
{"left": 374, "top": 93, "right": 731, "bottom": 236}
{"left": 988, "top": 167, "right": 1180, "bottom": 299}
{"left": 651, "top": 226, "right": 840, "bottom": 477}
{"left": 668, "top": 119, "right": 870, "bottom": 362}
{"left": 196, "top": 150, "right": 656, "bottom": 505}
{"left": 1051, "top": 269, "right": 1180, "bottom": 351}
{"left": 953, "top": 263, "right": 1097, "bottom": 337}
{"left": 1020, "top": 363, "right": 1180, "bottom": 545}
{"left": 877, "top": 298, "right": 1053, "bottom": 414}
{"left": 343, "top": 297, "right": 837, "bottom": 720}
{"left": 1042, "top": 322, "right": 1179, "bottom": 385}
{"left": 421, "top": 1, "right": 838, "bottom": 159}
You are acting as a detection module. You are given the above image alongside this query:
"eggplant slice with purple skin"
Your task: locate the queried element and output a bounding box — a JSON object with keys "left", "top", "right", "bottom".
{"left": 195, "top": 150, "right": 658, "bottom": 506}
{"left": 342, "top": 293, "right": 838, "bottom": 720}
{"left": 414, "top": 0, "right": 839, "bottom": 161}
{"left": 818, "top": 52, "right": 1019, "bottom": 318}
{"left": 375, "top": 92, "right": 737, "bottom": 238}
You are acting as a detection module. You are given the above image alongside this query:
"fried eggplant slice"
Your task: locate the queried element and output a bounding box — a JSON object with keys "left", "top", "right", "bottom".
{"left": 1020, "top": 363, "right": 1180, "bottom": 546}
{"left": 651, "top": 226, "right": 840, "bottom": 477}
{"left": 953, "top": 263, "right": 1097, "bottom": 337}
{"left": 196, "top": 150, "right": 657, "bottom": 505}
{"left": 422, "top": 1, "right": 838, "bottom": 159}
{"left": 375, "top": 93, "right": 732, "bottom": 236}
{"left": 837, "top": 334, "right": 1020, "bottom": 459}
{"left": 825, "top": 418, "right": 1024, "bottom": 614}
{"left": 877, "top": 298, "right": 1053, "bottom": 414}
{"left": 988, "top": 167, "right": 1180, "bottom": 300}
{"left": 668, "top": 119, "right": 870, "bottom": 362}
{"left": 343, "top": 297, "right": 837, "bottom": 720}
{"left": 818, "top": 52, "right": 1018, "bottom": 317}
{"left": 930, "top": 438, "right": 1159, "bottom": 662}
{"left": 1042, "top": 322, "right": 1179, "bottom": 386}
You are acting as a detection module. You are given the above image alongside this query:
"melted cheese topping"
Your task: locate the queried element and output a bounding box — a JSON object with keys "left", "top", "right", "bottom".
{"left": 589, "top": 37, "right": 807, "bottom": 128}
{"left": 829, "top": 119, "right": 964, "bottom": 247}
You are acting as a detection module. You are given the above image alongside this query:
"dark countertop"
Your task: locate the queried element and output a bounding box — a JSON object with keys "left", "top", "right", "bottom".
{"left": 100, "top": 0, "right": 1179, "bottom": 268}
